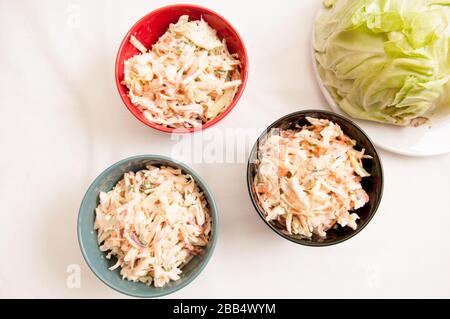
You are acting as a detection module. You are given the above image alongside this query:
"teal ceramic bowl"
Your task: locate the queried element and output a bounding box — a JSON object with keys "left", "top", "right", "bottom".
{"left": 77, "top": 155, "right": 218, "bottom": 298}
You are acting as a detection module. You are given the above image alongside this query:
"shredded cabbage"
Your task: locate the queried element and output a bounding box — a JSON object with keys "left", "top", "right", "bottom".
{"left": 314, "top": 0, "right": 450, "bottom": 126}
{"left": 95, "top": 165, "right": 212, "bottom": 287}
{"left": 123, "top": 16, "right": 242, "bottom": 129}
{"left": 254, "top": 118, "right": 370, "bottom": 238}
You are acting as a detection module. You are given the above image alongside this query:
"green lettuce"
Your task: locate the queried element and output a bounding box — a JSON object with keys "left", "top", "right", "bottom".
{"left": 314, "top": 0, "right": 450, "bottom": 126}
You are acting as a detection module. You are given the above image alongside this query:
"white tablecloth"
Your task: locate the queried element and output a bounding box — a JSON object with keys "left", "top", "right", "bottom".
{"left": 1, "top": 0, "right": 450, "bottom": 298}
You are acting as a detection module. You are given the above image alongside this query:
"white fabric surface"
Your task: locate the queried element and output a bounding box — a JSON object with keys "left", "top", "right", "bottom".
{"left": 1, "top": 0, "right": 450, "bottom": 298}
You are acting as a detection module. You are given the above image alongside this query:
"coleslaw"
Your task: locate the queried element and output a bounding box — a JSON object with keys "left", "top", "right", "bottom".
{"left": 95, "top": 164, "right": 212, "bottom": 287}
{"left": 253, "top": 117, "right": 370, "bottom": 238}
{"left": 122, "top": 15, "right": 242, "bottom": 129}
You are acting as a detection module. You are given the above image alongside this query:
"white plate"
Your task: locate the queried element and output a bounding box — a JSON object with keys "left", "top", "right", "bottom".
{"left": 311, "top": 11, "right": 450, "bottom": 157}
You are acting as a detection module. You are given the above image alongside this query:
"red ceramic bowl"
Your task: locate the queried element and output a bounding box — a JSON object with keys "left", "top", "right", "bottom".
{"left": 115, "top": 4, "right": 249, "bottom": 133}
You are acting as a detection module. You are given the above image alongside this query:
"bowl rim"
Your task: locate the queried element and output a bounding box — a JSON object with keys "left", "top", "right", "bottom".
{"left": 114, "top": 3, "right": 249, "bottom": 134}
{"left": 246, "top": 110, "right": 384, "bottom": 247}
{"left": 77, "top": 154, "right": 219, "bottom": 298}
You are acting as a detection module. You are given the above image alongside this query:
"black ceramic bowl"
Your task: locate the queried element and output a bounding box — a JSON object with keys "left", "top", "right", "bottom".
{"left": 247, "top": 110, "right": 383, "bottom": 247}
